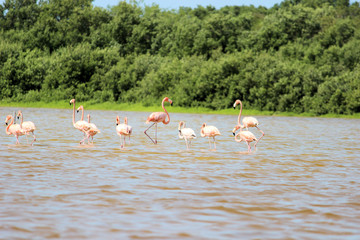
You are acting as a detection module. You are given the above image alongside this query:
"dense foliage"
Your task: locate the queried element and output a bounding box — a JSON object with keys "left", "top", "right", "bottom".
{"left": 1, "top": 0, "right": 360, "bottom": 115}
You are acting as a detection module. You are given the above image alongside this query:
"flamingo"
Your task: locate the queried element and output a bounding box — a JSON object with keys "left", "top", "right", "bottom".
{"left": 144, "top": 97, "right": 173, "bottom": 144}
{"left": 178, "top": 121, "right": 196, "bottom": 150}
{"left": 87, "top": 114, "right": 101, "bottom": 144}
{"left": 232, "top": 125, "right": 257, "bottom": 152}
{"left": 70, "top": 99, "right": 91, "bottom": 144}
{"left": 233, "top": 99, "right": 264, "bottom": 148}
{"left": 4, "top": 115, "right": 25, "bottom": 144}
{"left": 17, "top": 110, "right": 36, "bottom": 145}
{"left": 200, "top": 123, "right": 221, "bottom": 150}
{"left": 116, "top": 116, "right": 132, "bottom": 148}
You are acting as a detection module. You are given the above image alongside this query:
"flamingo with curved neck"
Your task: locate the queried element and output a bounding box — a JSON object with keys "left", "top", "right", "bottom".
{"left": 233, "top": 125, "right": 257, "bottom": 152}
{"left": 70, "top": 99, "right": 91, "bottom": 144}
{"left": 17, "top": 110, "right": 36, "bottom": 145}
{"left": 144, "top": 97, "right": 173, "bottom": 144}
{"left": 233, "top": 99, "right": 264, "bottom": 149}
{"left": 5, "top": 115, "right": 24, "bottom": 144}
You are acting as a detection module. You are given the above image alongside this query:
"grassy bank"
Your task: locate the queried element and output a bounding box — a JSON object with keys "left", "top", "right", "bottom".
{"left": 1, "top": 100, "right": 360, "bottom": 118}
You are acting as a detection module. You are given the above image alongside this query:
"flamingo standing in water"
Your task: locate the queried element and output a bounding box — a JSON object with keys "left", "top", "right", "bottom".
{"left": 70, "top": 99, "right": 91, "bottom": 144}
{"left": 144, "top": 97, "right": 173, "bottom": 144}
{"left": 232, "top": 125, "right": 257, "bottom": 152}
{"left": 200, "top": 123, "right": 221, "bottom": 150}
{"left": 178, "top": 121, "right": 196, "bottom": 150}
{"left": 17, "top": 110, "right": 36, "bottom": 145}
{"left": 233, "top": 99, "right": 264, "bottom": 148}
{"left": 4, "top": 115, "right": 25, "bottom": 144}
{"left": 116, "top": 116, "right": 132, "bottom": 148}
{"left": 87, "top": 114, "right": 101, "bottom": 144}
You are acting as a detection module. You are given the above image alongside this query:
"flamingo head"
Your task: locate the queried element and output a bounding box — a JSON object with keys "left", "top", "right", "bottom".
{"left": 178, "top": 121, "right": 185, "bottom": 130}
{"left": 164, "top": 97, "right": 173, "bottom": 106}
{"left": 17, "top": 110, "right": 22, "bottom": 119}
{"left": 201, "top": 123, "right": 207, "bottom": 129}
{"left": 76, "top": 105, "right": 83, "bottom": 113}
{"left": 5, "top": 115, "right": 12, "bottom": 125}
{"left": 233, "top": 99, "right": 241, "bottom": 109}
{"left": 232, "top": 125, "right": 241, "bottom": 136}
{"left": 116, "top": 116, "right": 120, "bottom": 126}
{"left": 70, "top": 99, "right": 75, "bottom": 105}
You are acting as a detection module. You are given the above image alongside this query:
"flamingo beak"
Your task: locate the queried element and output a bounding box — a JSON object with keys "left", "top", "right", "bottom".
{"left": 5, "top": 122, "right": 8, "bottom": 126}
{"left": 233, "top": 106, "right": 236, "bottom": 109}
{"left": 77, "top": 110, "right": 79, "bottom": 113}
{"left": 171, "top": 102, "right": 173, "bottom": 106}
{"left": 232, "top": 132, "right": 235, "bottom": 136}
{"left": 116, "top": 123, "right": 118, "bottom": 126}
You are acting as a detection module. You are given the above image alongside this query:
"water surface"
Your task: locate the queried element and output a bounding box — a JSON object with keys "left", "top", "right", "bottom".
{"left": 1, "top": 107, "right": 360, "bottom": 239}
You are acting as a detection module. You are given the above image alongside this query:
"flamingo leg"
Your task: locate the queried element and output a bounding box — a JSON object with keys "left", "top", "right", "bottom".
{"left": 208, "top": 137, "right": 211, "bottom": 149}
{"left": 123, "top": 135, "right": 126, "bottom": 148}
{"left": 184, "top": 138, "right": 189, "bottom": 150}
{"left": 254, "top": 126, "right": 265, "bottom": 148}
{"left": 119, "top": 134, "right": 123, "bottom": 148}
{"left": 16, "top": 135, "right": 20, "bottom": 144}
{"left": 247, "top": 142, "right": 251, "bottom": 152}
{"left": 31, "top": 132, "right": 36, "bottom": 145}
{"left": 213, "top": 137, "right": 216, "bottom": 150}
{"left": 155, "top": 123, "right": 158, "bottom": 144}
{"left": 144, "top": 122, "right": 157, "bottom": 144}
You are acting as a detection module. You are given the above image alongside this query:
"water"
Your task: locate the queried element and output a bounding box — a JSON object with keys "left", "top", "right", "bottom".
{"left": 1, "top": 107, "right": 360, "bottom": 239}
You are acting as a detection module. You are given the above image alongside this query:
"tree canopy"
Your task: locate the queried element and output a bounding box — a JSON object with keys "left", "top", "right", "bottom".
{"left": 1, "top": 0, "right": 360, "bottom": 115}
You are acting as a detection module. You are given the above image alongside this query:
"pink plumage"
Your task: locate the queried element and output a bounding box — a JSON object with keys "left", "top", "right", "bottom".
{"left": 200, "top": 123, "right": 221, "bottom": 150}
{"left": 144, "top": 97, "right": 173, "bottom": 144}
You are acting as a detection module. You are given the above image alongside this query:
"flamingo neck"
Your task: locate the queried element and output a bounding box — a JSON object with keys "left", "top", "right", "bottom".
{"left": 234, "top": 132, "right": 242, "bottom": 142}
{"left": 19, "top": 112, "right": 24, "bottom": 128}
{"left": 6, "top": 116, "right": 13, "bottom": 135}
{"left": 162, "top": 99, "right": 170, "bottom": 125}
{"left": 87, "top": 114, "right": 90, "bottom": 123}
{"left": 72, "top": 101, "right": 76, "bottom": 126}
{"left": 80, "top": 108, "right": 84, "bottom": 121}
{"left": 237, "top": 100, "right": 243, "bottom": 126}
{"left": 178, "top": 122, "right": 183, "bottom": 138}
{"left": 200, "top": 126, "right": 206, "bottom": 137}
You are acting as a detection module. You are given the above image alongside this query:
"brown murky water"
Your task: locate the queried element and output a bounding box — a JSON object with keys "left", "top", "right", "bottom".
{"left": 1, "top": 107, "right": 360, "bottom": 239}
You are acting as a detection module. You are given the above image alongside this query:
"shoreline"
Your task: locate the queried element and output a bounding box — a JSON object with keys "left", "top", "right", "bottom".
{"left": 1, "top": 101, "right": 359, "bottom": 119}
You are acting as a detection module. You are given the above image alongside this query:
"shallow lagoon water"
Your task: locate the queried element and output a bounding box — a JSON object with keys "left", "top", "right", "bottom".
{"left": 1, "top": 107, "right": 360, "bottom": 239}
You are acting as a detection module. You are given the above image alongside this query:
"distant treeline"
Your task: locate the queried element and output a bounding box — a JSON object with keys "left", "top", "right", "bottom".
{"left": 1, "top": 0, "right": 360, "bottom": 115}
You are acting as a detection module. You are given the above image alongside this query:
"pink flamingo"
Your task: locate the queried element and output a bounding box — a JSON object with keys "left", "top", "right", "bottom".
{"left": 17, "top": 110, "right": 36, "bottom": 145}
{"left": 87, "top": 114, "right": 101, "bottom": 144}
{"left": 116, "top": 116, "right": 132, "bottom": 148}
{"left": 178, "top": 121, "right": 196, "bottom": 150}
{"left": 232, "top": 125, "right": 257, "bottom": 152}
{"left": 70, "top": 99, "right": 91, "bottom": 144}
{"left": 144, "top": 97, "right": 173, "bottom": 144}
{"left": 200, "top": 123, "right": 221, "bottom": 150}
{"left": 233, "top": 99, "right": 264, "bottom": 148}
{"left": 4, "top": 115, "right": 25, "bottom": 144}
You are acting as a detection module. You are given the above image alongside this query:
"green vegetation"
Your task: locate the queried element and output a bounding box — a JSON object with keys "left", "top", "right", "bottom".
{"left": 1, "top": 0, "right": 360, "bottom": 117}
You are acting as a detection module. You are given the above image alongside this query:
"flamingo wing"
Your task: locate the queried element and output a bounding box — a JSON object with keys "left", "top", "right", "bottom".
{"left": 22, "top": 121, "right": 36, "bottom": 133}
{"left": 146, "top": 112, "right": 167, "bottom": 123}
{"left": 75, "top": 120, "right": 91, "bottom": 132}
{"left": 181, "top": 128, "right": 196, "bottom": 139}
{"left": 243, "top": 117, "right": 259, "bottom": 128}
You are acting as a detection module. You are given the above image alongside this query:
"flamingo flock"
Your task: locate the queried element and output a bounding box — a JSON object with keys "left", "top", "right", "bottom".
{"left": 3, "top": 98, "right": 265, "bottom": 152}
